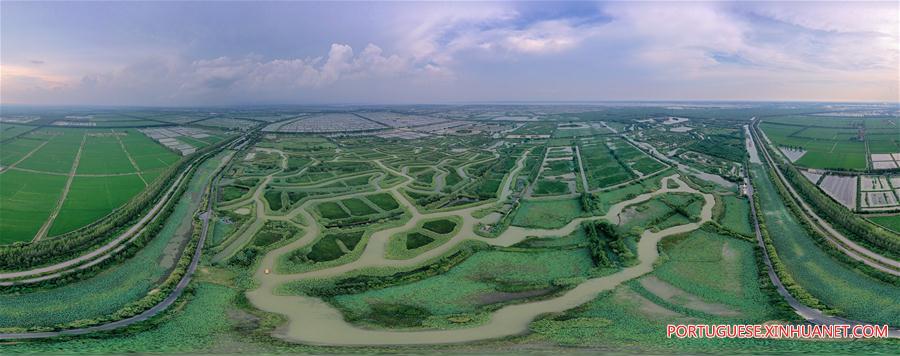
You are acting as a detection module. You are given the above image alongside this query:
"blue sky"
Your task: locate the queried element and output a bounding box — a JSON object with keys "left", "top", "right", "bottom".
{"left": 1, "top": 1, "right": 897, "bottom": 105}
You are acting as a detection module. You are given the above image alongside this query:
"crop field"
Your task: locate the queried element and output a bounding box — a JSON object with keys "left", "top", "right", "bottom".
{"left": 531, "top": 146, "right": 577, "bottom": 197}
{"left": 0, "top": 169, "right": 67, "bottom": 242}
{"left": 0, "top": 127, "right": 184, "bottom": 242}
{"left": 576, "top": 136, "right": 661, "bottom": 190}
{"left": 0, "top": 123, "right": 33, "bottom": 140}
{"left": 0, "top": 152, "right": 222, "bottom": 327}
{"left": 15, "top": 129, "right": 83, "bottom": 173}
{"left": 0, "top": 137, "right": 44, "bottom": 166}
{"left": 48, "top": 174, "right": 146, "bottom": 235}
{"left": 758, "top": 116, "right": 899, "bottom": 170}
{"left": 75, "top": 135, "right": 138, "bottom": 174}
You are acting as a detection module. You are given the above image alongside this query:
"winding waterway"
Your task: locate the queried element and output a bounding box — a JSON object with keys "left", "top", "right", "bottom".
{"left": 241, "top": 147, "right": 716, "bottom": 345}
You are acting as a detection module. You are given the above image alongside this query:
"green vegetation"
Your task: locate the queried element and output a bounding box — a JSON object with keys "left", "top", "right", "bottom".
{"left": 868, "top": 215, "right": 900, "bottom": 233}
{"left": 316, "top": 201, "right": 350, "bottom": 219}
{"left": 404, "top": 232, "right": 435, "bottom": 250}
{"left": 3, "top": 106, "right": 897, "bottom": 353}
{"left": 687, "top": 132, "right": 746, "bottom": 163}
{"left": 718, "top": 195, "right": 754, "bottom": 237}
{"left": 48, "top": 175, "right": 146, "bottom": 235}
{"left": 512, "top": 198, "right": 583, "bottom": 229}
{"left": 292, "top": 230, "right": 365, "bottom": 263}
{"left": 0, "top": 128, "right": 183, "bottom": 242}
{"left": 366, "top": 192, "right": 399, "bottom": 210}
{"left": 583, "top": 220, "right": 636, "bottom": 267}
{"left": 422, "top": 219, "right": 457, "bottom": 235}
{"left": 751, "top": 164, "right": 900, "bottom": 325}
{"left": 0, "top": 151, "right": 222, "bottom": 328}
{"left": 0, "top": 170, "right": 67, "bottom": 241}
{"left": 331, "top": 248, "right": 594, "bottom": 326}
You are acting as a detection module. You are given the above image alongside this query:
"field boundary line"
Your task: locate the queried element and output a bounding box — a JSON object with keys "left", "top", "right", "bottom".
{"left": 751, "top": 120, "right": 900, "bottom": 275}
{"left": 32, "top": 134, "right": 87, "bottom": 242}
{"left": 113, "top": 129, "right": 149, "bottom": 186}
{"left": 0, "top": 140, "right": 50, "bottom": 174}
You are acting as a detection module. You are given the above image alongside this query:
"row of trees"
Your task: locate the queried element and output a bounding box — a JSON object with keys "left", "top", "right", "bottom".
{"left": 1, "top": 161, "right": 200, "bottom": 291}
{"left": 765, "top": 163, "right": 899, "bottom": 284}
{"left": 776, "top": 159, "right": 900, "bottom": 259}
{"left": 750, "top": 179, "right": 836, "bottom": 314}
{"left": 6, "top": 203, "right": 204, "bottom": 333}
{"left": 0, "top": 138, "right": 234, "bottom": 270}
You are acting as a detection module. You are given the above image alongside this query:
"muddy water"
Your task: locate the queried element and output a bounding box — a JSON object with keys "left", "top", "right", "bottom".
{"left": 243, "top": 150, "right": 715, "bottom": 345}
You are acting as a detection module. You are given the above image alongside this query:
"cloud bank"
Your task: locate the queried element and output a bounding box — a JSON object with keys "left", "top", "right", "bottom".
{"left": 1, "top": 1, "right": 897, "bottom": 105}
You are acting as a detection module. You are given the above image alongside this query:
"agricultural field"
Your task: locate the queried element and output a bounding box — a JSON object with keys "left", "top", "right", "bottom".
{"left": 757, "top": 115, "right": 900, "bottom": 170}
{"left": 3, "top": 104, "right": 898, "bottom": 354}
{"left": 0, "top": 150, "right": 223, "bottom": 327}
{"left": 0, "top": 128, "right": 184, "bottom": 242}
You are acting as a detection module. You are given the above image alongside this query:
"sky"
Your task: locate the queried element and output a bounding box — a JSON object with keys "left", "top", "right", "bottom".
{"left": 1, "top": 1, "right": 898, "bottom": 106}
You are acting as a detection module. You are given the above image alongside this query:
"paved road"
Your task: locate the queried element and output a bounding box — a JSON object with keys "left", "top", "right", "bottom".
{"left": 0, "top": 155, "right": 226, "bottom": 340}
{"left": 750, "top": 119, "right": 900, "bottom": 276}
{"left": 0, "top": 169, "right": 191, "bottom": 283}
{"left": 744, "top": 154, "right": 900, "bottom": 338}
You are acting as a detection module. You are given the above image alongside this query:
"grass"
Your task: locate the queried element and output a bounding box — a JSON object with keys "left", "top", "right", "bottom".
{"left": 512, "top": 198, "right": 583, "bottom": 229}
{"left": 342, "top": 198, "right": 378, "bottom": 216}
{"left": 719, "top": 195, "right": 753, "bottom": 236}
{"left": 751, "top": 163, "right": 900, "bottom": 325}
{"left": 252, "top": 221, "right": 300, "bottom": 247}
{"left": 264, "top": 190, "right": 283, "bottom": 211}
{"left": 422, "top": 219, "right": 457, "bottom": 235}
{"left": 653, "top": 228, "right": 776, "bottom": 320}
{"left": 305, "top": 231, "right": 365, "bottom": 262}
{"left": 405, "top": 232, "right": 435, "bottom": 250}
{"left": 365, "top": 192, "right": 399, "bottom": 211}
{"left": 533, "top": 180, "right": 570, "bottom": 195}
{"left": 868, "top": 215, "right": 900, "bottom": 233}
{"left": 221, "top": 185, "right": 249, "bottom": 202}
{"left": 48, "top": 174, "right": 146, "bottom": 235}
{"left": 331, "top": 248, "right": 594, "bottom": 320}
{"left": 0, "top": 283, "right": 240, "bottom": 354}
{"left": 0, "top": 169, "right": 67, "bottom": 242}
{"left": 530, "top": 284, "right": 899, "bottom": 353}
{"left": 445, "top": 170, "right": 463, "bottom": 187}
{"left": 316, "top": 201, "right": 350, "bottom": 219}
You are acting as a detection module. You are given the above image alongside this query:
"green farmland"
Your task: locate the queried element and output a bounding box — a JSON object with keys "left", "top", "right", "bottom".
{"left": 0, "top": 127, "right": 184, "bottom": 242}
{"left": 760, "top": 115, "right": 900, "bottom": 170}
